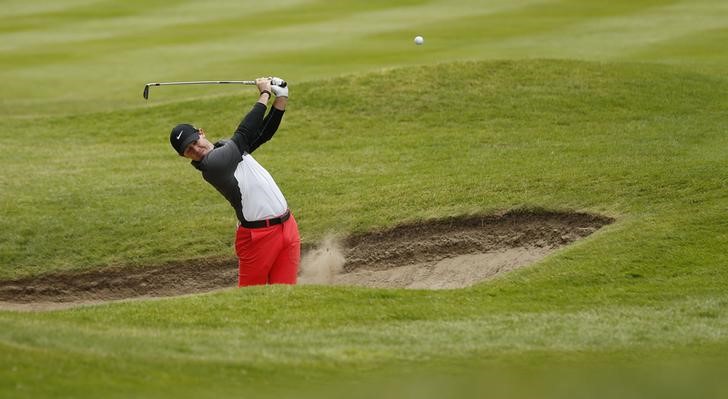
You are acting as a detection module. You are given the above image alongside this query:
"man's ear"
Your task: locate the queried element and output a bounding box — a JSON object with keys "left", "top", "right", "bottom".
{"left": 198, "top": 128, "right": 206, "bottom": 137}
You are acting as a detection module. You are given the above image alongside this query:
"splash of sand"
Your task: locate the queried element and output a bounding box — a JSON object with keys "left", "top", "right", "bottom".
{"left": 298, "top": 235, "right": 346, "bottom": 285}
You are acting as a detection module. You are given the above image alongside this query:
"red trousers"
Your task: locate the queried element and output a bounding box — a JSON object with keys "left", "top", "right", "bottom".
{"left": 235, "top": 213, "right": 300, "bottom": 287}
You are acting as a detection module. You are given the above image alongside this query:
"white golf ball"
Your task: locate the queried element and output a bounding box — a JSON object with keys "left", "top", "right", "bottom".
{"left": 414, "top": 35, "right": 424, "bottom": 45}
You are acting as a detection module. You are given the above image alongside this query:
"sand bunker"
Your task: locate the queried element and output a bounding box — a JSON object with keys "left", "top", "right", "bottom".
{"left": 299, "top": 210, "right": 611, "bottom": 289}
{"left": 0, "top": 210, "right": 612, "bottom": 310}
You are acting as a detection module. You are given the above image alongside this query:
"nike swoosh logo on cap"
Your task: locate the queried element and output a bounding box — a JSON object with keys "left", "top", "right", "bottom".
{"left": 176, "top": 132, "right": 183, "bottom": 140}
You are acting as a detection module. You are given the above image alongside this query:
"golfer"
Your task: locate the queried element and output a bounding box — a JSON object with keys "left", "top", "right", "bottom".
{"left": 169, "top": 77, "right": 299, "bottom": 287}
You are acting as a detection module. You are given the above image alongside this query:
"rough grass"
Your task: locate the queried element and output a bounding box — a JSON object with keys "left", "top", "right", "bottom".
{"left": 1, "top": 60, "right": 726, "bottom": 279}
{"left": 2, "top": 59, "right": 728, "bottom": 398}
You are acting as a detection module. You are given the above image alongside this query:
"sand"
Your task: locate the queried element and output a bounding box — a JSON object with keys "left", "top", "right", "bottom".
{"left": 0, "top": 210, "right": 613, "bottom": 310}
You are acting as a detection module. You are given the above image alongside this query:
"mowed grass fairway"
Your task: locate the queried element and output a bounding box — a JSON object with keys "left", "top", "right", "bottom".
{"left": 1, "top": 0, "right": 728, "bottom": 398}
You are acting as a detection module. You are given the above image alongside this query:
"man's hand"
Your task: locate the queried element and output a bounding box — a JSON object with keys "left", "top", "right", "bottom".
{"left": 270, "top": 77, "right": 289, "bottom": 98}
{"left": 255, "top": 77, "right": 272, "bottom": 94}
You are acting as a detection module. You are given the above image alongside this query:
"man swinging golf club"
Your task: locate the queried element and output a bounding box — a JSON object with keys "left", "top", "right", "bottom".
{"left": 169, "top": 77, "right": 299, "bottom": 286}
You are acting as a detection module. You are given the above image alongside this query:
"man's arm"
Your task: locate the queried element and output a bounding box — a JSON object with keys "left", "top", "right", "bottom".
{"left": 230, "top": 78, "right": 273, "bottom": 153}
{"left": 248, "top": 98, "right": 287, "bottom": 153}
{"left": 231, "top": 79, "right": 289, "bottom": 154}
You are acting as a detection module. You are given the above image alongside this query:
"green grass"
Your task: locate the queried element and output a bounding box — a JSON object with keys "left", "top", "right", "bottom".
{"left": 3, "top": 0, "right": 728, "bottom": 118}
{"left": 2, "top": 60, "right": 726, "bottom": 278}
{"left": 1, "top": 0, "right": 728, "bottom": 398}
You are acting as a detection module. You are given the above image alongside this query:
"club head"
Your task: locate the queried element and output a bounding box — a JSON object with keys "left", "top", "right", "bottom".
{"left": 143, "top": 85, "right": 150, "bottom": 100}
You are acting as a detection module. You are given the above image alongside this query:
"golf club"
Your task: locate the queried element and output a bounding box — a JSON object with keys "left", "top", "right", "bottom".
{"left": 143, "top": 79, "right": 287, "bottom": 100}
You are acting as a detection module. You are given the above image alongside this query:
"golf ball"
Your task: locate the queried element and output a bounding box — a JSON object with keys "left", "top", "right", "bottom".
{"left": 414, "top": 35, "right": 424, "bottom": 45}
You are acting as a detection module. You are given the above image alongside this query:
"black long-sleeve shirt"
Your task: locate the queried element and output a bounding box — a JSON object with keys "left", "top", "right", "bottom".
{"left": 231, "top": 102, "right": 284, "bottom": 154}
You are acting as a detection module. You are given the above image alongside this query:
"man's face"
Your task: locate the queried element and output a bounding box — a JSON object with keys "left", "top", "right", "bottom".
{"left": 182, "top": 129, "right": 213, "bottom": 161}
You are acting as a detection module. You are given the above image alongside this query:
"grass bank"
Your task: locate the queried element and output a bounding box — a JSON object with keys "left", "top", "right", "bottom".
{"left": 1, "top": 60, "right": 726, "bottom": 279}
{"left": 1, "top": 60, "right": 727, "bottom": 397}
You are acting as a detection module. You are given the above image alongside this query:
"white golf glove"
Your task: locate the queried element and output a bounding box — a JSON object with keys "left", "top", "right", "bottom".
{"left": 269, "top": 76, "right": 288, "bottom": 98}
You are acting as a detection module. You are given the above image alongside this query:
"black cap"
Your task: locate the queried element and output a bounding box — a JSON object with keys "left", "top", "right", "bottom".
{"left": 170, "top": 124, "right": 200, "bottom": 155}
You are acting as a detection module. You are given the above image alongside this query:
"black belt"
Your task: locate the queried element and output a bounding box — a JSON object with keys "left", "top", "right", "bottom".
{"left": 240, "top": 210, "right": 291, "bottom": 229}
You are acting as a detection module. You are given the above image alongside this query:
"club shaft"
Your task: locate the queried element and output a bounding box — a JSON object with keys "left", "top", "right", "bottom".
{"left": 146, "top": 80, "right": 257, "bottom": 87}
{"left": 143, "top": 79, "right": 287, "bottom": 99}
